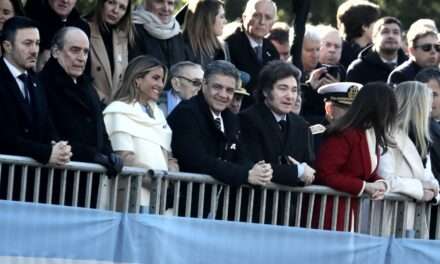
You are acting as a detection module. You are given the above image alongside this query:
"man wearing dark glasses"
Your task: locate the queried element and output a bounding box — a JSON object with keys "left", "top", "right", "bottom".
{"left": 159, "top": 61, "right": 204, "bottom": 116}
{"left": 388, "top": 20, "right": 439, "bottom": 84}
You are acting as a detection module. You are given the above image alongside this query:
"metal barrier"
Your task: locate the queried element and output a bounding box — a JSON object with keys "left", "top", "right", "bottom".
{"left": 148, "top": 170, "right": 440, "bottom": 239}
{"left": 0, "top": 154, "right": 439, "bottom": 240}
{"left": 0, "top": 154, "right": 146, "bottom": 212}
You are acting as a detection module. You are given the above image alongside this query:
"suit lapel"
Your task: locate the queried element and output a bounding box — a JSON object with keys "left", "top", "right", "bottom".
{"left": 262, "top": 40, "right": 276, "bottom": 63}
{"left": 256, "top": 103, "right": 283, "bottom": 156}
{"left": 237, "top": 29, "right": 262, "bottom": 66}
{"left": 0, "top": 60, "right": 33, "bottom": 122}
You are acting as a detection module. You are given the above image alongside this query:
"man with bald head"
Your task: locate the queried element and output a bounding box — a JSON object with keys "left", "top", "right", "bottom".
{"left": 225, "top": 0, "right": 280, "bottom": 109}
{"left": 39, "top": 27, "right": 122, "bottom": 175}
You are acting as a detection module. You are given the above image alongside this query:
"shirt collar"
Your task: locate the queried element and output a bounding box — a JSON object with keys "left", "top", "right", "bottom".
{"left": 210, "top": 110, "right": 222, "bottom": 120}
{"left": 379, "top": 56, "right": 398, "bottom": 64}
{"left": 3, "top": 57, "right": 26, "bottom": 78}
{"left": 246, "top": 33, "right": 263, "bottom": 49}
{"left": 271, "top": 110, "right": 286, "bottom": 122}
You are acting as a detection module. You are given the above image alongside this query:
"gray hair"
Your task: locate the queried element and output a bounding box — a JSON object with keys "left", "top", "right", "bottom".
{"left": 50, "top": 26, "right": 86, "bottom": 52}
{"left": 242, "top": 0, "right": 277, "bottom": 20}
{"left": 204, "top": 60, "right": 240, "bottom": 88}
{"left": 304, "top": 24, "right": 321, "bottom": 43}
{"left": 169, "top": 61, "right": 202, "bottom": 79}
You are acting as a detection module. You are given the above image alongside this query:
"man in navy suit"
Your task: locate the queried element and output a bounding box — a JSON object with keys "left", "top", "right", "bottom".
{"left": 225, "top": 0, "right": 280, "bottom": 109}
{"left": 0, "top": 16, "right": 71, "bottom": 165}
{"left": 0, "top": 17, "right": 72, "bottom": 200}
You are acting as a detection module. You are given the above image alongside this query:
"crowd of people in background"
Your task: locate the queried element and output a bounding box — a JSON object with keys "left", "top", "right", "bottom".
{"left": 1, "top": 0, "right": 440, "bottom": 233}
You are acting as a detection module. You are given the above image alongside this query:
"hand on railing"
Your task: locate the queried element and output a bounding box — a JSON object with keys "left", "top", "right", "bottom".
{"left": 422, "top": 180, "right": 439, "bottom": 197}
{"left": 49, "top": 141, "right": 72, "bottom": 166}
{"left": 93, "top": 153, "right": 123, "bottom": 177}
{"left": 287, "top": 156, "right": 315, "bottom": 185}
{"left": 364, "top": 181, "right": 386, "bottom": 200}
{"left": 248, "top": 160, "right": 273, "bottom": 186}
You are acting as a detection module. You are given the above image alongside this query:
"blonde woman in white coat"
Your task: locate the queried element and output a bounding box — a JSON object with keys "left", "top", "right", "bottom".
{"left": 103, "top": 55, "right": 178, "bottom": 210}
{"left": 379, "top": 81, "right": 439, "bottom": 237}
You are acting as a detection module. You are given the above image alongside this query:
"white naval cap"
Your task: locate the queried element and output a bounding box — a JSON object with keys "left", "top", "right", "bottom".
{"left": 317, "top": 82, "right": 363, "bottom": 106}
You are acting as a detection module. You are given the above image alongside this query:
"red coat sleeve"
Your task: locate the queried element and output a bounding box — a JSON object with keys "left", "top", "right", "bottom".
{"left": 315, "top": 131, "right": 365, "bottom": 195}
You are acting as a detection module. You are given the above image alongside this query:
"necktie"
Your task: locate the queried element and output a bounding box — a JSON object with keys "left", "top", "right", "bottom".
{"left": 214, "top": 117, "right": 222, "bottom": 131}
{"left": 278, "top": 120, "right": 287, "bottom": 141}
{"left": 17, "top": 73, "right": 31, "bottom": 104}
{"left": 278, "top": 120, "right": 287, "bottom": 132}
{"left": 254, "top": 45, "right": 263, "bottom": 63}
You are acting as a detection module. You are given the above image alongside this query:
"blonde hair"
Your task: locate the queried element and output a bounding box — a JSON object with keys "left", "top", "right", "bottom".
{"left": 407, "top": 19, "right": 438, "bottom": 48}
{"left": 113, "top": 55, "right": 167, "bottom": 103}
{"left": 394, "top": 81, "right": 432, "bottom": 157}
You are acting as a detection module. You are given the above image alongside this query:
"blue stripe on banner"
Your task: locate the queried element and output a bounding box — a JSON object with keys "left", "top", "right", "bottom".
{"left": 0, "top": 200, "right": 439, "bottom": 263}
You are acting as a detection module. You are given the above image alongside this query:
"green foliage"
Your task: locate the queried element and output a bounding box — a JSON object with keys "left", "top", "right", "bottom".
{"left": 308, "top": 0, "right": 440, "bottom": 30}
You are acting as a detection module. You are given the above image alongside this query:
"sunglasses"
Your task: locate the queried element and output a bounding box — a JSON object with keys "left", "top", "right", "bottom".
{"left": 176, "top": 76, "right": 203, "bottom": 87}
{"left": 414, "top": 43, "right": 440, "bottom": 52}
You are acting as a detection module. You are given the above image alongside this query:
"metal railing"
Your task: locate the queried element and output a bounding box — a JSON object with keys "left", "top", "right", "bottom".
{"left": 0, "top": 154, "right": 146, "bottom": 212}
{"left": 147, "top": 170, "right": 440, "bottom": 239}
{"left": 0, "top": 154, "right": 439, "bottom": 239}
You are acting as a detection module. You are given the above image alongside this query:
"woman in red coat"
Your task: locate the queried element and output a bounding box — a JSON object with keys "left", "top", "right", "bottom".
{"left": 315, "top": 82, "right": 398, "bottom": 231}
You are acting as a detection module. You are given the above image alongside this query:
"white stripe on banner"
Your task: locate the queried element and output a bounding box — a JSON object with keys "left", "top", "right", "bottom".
{"left": 0, "top": 256, "right": 133, "bottom": 264}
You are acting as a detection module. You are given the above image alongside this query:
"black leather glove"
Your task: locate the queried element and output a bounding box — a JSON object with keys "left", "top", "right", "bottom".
{"left": 93, "top": 153, "right": 123, "bottom": 177}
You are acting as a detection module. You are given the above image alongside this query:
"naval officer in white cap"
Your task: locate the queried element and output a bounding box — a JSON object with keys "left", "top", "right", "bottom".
{"left": 310, "top": 82, "right": 363, "bottom": 153}
{"left": 319, "top": 81, "right": 363, "bottom": 122}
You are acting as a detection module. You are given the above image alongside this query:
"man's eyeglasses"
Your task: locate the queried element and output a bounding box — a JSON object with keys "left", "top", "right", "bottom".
{"left": 414, "top": 43, "right": 440, "bottom": 52}
{"left": 176, "top": 76, "right": 203, "bottom": 87}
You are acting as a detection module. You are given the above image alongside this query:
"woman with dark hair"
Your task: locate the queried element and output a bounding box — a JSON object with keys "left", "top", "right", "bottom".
{"left": 315, "top": 82, "right": 397, "bottom": 231}
{"left": 103, "top": 55, "right": 178, "bottom": 209}
{"left": 183, "top": 0, "right": 228, "bottom": 67}
{"left": 0, "top": 0, "right": 24, "bottom": 31}
{"left": 87, "top": 0, "right": 134, "bottom": 104}
{"left": 0, "top": 0, "right": 24, "bottom": 56}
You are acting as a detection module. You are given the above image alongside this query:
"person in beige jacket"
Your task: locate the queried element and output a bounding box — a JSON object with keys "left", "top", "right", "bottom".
{"left": 88, "top": 0, "right": 134, "bottom": 104}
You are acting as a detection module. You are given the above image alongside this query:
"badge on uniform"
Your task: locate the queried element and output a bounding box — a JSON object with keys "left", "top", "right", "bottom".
{"left": 309, "top": 124, "right": 326, "bottom": 135}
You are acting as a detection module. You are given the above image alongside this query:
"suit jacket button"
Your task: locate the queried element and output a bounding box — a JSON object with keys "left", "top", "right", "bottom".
{"left": 24, "top": 129, "right": 29, "bottom": 133}
{"left": 97, "top": 66, "right": 101, "bottom": 72}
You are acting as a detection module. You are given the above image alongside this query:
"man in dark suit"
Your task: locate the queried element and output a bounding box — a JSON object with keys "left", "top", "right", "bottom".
{"left": 39, "top": 27, "right": 122, "bottom": 206}
{"left": 168, "top": 60, "right": 272, "bottom": 219}
{"left": 0, "top": 17, "right": 72, "bottom": 200}
{"left": 39, "top": 26, "right": 122, "bottom": 173}
{"left": 388, "top": 21, "right": 439, "bottom": 84}
{"left": 239, "top": 60, "right": 315, "bottom": 187}
{"left": 168, "top": 60, "right": 272, "bottom": 187}
{"left": 225, "top": 0, "right": 280, "bottom": 109}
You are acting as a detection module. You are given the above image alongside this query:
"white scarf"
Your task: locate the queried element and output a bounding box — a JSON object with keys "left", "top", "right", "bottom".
{"left": 103, "top": 101, "right": 172, "bottom": 151}
{"left": 132, "top": 6, "right": 181, "bottom": 40}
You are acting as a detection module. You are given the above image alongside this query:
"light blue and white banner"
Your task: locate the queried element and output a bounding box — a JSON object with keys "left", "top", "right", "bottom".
{"left": 0, "top": 200, "right": 439, "bottom": 264}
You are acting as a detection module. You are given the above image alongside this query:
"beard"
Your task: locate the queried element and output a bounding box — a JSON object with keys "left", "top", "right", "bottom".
{"left": 380, "top": 46, "right": 399, "bottom": 56}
